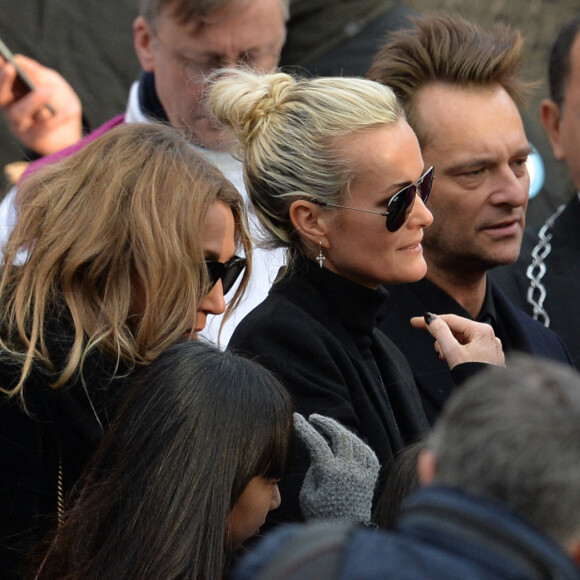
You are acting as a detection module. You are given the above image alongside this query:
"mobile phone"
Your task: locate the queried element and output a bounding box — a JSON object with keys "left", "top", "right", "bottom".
{"left": 0, "top": 34, "right": 55, "bottom": 115}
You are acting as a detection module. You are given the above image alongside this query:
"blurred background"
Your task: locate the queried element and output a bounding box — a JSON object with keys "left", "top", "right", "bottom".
{"left": 0, "top": 0, "right": 578, "bottom": 226}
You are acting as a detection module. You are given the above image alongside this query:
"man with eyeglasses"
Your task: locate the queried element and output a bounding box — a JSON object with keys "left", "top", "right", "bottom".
{"left": 0, "top": 0, "right": 289, "bottom": 345}
{"left": 368, "top": 14, "right": 571, "bottom": 425}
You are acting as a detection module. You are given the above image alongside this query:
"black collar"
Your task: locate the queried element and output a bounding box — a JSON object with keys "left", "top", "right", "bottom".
{"left": 138, "top": 71, "right": 170, "bottom": 123}
{"left": 284, "top": 256, "right": 389, "bottom": 342}
{"left": 408, "top": 277, "right": 497, "bottom": 326}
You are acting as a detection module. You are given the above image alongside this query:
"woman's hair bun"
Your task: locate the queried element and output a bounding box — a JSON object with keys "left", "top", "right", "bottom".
{"left": 210, "top": 70, "right": 295, "bottom": 145}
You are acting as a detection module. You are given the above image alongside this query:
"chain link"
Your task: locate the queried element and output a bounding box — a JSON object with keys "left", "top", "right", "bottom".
{"left": 57, "top": 456, "right": 65, "bottom": 527}
{"left": 525, "top": 204, "right": 566, "bottom": 327}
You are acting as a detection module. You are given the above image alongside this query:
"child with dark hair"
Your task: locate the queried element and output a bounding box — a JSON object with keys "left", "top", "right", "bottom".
{"left": 33, "top": 340, "right": 293, "bottom": 580}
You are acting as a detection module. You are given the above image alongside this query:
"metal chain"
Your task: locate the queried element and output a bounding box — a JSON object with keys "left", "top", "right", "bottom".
{"left": 57, "top": 456, "right": 65, "bottom": 527}
{"left": 525, "top": 204, "right": 566, "bottom": 327}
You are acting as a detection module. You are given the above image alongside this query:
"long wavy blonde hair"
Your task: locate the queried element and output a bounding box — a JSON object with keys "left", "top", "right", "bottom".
{"left": 0, "top": 122, "right": 251, "bottom": 402}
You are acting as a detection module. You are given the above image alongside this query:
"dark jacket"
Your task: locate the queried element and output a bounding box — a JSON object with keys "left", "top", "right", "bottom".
{"left": 234, "top": 486, "right": 580, "bottom": 580}
{"left": 0, "top": 314, "right": 132, "bottom": 579}
{"left": 376, "top": 277, "right": 572, "bottom": 425}
{"left": 280, "top": 0, "right": 412, "bottom": 76}
{"left": 491, "top": 194, "right": 580, "bottom": 369}
{"left": 229, "top": 259, "right": 472, "bottom": 522}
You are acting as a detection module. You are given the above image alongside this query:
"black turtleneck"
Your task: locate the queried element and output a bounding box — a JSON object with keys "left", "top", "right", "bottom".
{"left": 229, "top": 255, "right": 428, "bottom": 523}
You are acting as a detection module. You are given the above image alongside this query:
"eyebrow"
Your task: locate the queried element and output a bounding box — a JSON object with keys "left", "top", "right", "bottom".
{"left": 448, "top": 147, "right": 533, "bottom": 174}
{"left": 379, "top": 167, "right": 428, "bottom": 200}
{"left": 204, "top": 250, "right": 221, "bottom": 260}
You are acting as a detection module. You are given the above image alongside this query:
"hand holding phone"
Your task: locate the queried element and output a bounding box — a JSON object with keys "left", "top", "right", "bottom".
{"left": 0, "top": 38, "right": 83, "bottom": 156}
{"left": 0, "top": 35, "right": 55, "bottom": 115}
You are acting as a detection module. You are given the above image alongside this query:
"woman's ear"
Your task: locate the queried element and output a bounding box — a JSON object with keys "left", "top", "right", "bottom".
{"left": 289, "top": 200, "right": 330, "bottom": 247}
{"left": 133, "top": 16, "right": 156, "bottom": 73}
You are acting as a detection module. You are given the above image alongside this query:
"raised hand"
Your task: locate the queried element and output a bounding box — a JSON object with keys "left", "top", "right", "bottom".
{"left": 0, "top": 54, "right": 82, "bottom": 156}
{"left": 411, "top": 312, "right": 505, "bottom": 368}
{"left": 294, "top": 412, "right": 380, "bottom": 523}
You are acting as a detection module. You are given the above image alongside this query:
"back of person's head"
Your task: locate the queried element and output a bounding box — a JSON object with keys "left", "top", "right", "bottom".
{"left": 34, "top": 340, "right": 293, "bottom": 579}
{"left": 426, "top": 354, "right": 580, "bottom": 548}
{"left": 0, "top": 122, "right": 250, "bottom": 399}
{"left": 209, "top": 68, "right": 404, "bottom": 267}
{"left": 367, "top": 14, "right": 528, "bottom": 147}
{"left": 139, "top": 0, "right": 289, "bottom": 29}
{"left": 374, "top": 439, "right": 425, "bottom": 529}
{"left": 547, "top": 15, "right": 580, "bottom": 109}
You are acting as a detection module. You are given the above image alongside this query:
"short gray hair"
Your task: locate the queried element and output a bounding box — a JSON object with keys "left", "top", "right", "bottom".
{"left": 139, "top": 0, "right": 289, "bottom": 29}
{"left": 428, "top": 354, "right": 580, "bottom": 547}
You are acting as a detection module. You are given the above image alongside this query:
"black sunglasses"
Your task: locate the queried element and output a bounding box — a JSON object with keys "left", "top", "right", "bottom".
{"left": 205, "top": 256, "right": 247, "bottom": 294}
{"left": 314, "top": 166, "right": 434, "bottom": 232}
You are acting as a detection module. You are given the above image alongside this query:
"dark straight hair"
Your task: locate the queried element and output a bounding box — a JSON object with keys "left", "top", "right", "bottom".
{"left": 33, "top": 340, "right": 294, "bottom": 579}
{"left": 548, "top": 15, "right": 580, "bottom": 108}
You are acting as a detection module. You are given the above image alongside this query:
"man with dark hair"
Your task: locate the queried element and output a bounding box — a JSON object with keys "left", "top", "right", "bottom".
{"left": 492, "top": 16, "right": 580, "bottom": 369}
{"left": 366, "top": 14, "right": 570, "bottom": 424}
{"left": 234, "top": 355, "right": 580, "bottom": 579}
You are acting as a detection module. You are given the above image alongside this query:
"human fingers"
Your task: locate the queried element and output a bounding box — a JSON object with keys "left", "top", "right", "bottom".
{"left": 436, "top": 314, "right": 500, "bottom": 346}
{"left": 416, "top": 313, "right": 503, "bottom": 367}
{"left": 5, "top": 88, "right": 52, "bottom": 131}
{"left": 0, "top": 61, "right": 19, "bottom": 106}
{"left": 4, "top": 65, "right": 82, "bottom": 155}
{"left": 414, "top": 313, "right": 495, "bottom": 344}
{"left": 411, "top": 314, "right": 446, "bottom": 360}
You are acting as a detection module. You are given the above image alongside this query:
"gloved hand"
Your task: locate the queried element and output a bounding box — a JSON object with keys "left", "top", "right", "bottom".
{"left": 294, "top": 413, "right": 380, "bottom": 524}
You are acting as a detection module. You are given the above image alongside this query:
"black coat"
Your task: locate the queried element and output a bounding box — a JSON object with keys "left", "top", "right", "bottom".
{"left": 230, "top": 259, "right": 467, "bottom": 522}
{"left": 376, "top": 277, "right": 572, "bottom": 425}
{"left": 0, "top": 315, "right": 132, "bottom": 579}
{"left": 491, "top": 194, "right": 580, "bottom": 369}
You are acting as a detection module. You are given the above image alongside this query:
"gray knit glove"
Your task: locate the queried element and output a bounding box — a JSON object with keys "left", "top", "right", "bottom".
{"left": 294, "top": 413, "right": 380, "bottom": 524}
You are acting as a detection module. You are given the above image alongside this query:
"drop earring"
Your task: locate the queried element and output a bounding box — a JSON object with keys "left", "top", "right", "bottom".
{"left": 317, "top": 241, "right": 326, "bottom": 268}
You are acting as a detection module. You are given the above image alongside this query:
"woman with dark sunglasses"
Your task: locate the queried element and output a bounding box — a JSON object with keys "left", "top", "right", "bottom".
{"left": 210, "top": 69, "right": 505, "bottom": 523}
{"left": 0, "top": 122, "right": 250, "bottom": 578}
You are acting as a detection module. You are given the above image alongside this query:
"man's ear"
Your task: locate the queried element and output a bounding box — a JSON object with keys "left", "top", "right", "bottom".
{"left": 540, "top": 99, "right": 565, "bottom": 160}
{"left": 134, "top": 16, "right": 156, "bottom": 73}
{"left": 289, "top": 200, "right": 330, "bottom": 248}
{"left": 417, "top": 449, "right": 437, "bottom": 486}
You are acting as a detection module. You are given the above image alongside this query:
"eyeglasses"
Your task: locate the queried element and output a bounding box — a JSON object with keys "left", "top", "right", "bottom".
{"left": 205, "top": 256, "right": 247, "bottom": 294}
{"left": 314, "top": 166, "right": 434, "bottom": 232}
{"left": 155, "top": 34, "right": 279, "bottom": 82}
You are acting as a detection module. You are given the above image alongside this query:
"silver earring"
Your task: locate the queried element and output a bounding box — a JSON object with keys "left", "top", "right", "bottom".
{"left": 317, "top": 241, "right": 326, "bottom": 268}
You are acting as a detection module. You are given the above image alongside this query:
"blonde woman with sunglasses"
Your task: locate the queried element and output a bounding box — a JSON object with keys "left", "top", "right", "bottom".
{"left": 210, "top": 69, "right": 505, "bottom": 523}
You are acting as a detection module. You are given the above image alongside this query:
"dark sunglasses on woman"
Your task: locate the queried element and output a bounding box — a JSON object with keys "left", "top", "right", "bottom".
{"left": 205, "top": 256, "right": 247, "bottom": 294}
{"left": 314, "top": 166, "right": 434, "bottom": 232}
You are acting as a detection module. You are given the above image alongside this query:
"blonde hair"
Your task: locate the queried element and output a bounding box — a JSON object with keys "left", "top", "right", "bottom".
{"left": 0, "top": 122, "right": 251, "bottom": 402}
{"left": 210, "top": 69, "right": 404, "bottom": 267}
